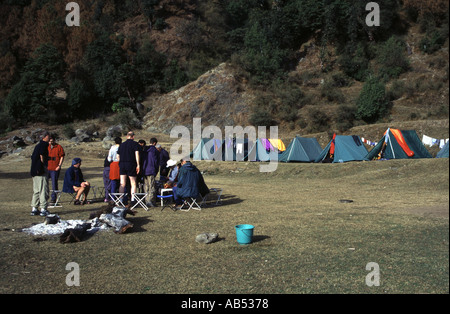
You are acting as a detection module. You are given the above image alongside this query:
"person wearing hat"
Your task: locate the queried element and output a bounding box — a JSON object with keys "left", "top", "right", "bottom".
{"left": 63, "top": 158, "right": 91, "bottom": 205}
{"left": 166, "top": 159, "right": 178, "bottom": 184}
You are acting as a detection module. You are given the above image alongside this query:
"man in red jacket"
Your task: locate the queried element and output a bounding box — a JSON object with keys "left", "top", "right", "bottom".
{"left": 48, "top": 135, "right": 65, "bottom": 204}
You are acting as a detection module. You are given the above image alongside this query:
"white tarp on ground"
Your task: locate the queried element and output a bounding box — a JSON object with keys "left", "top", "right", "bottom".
{"left": 22, "top": 218, "right": 109, "bottom": 236}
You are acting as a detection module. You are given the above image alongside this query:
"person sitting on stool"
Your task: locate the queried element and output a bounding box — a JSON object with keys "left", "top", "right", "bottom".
{"left": 63, "top": 158, "right": 91, "bottom": 205}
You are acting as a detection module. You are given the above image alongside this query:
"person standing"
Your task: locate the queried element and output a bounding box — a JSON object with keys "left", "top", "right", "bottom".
{"left": 156, "top": 144, "right": 170, "bottom": 181}
{"left": 108, "top": 137, "right": 122, "bottom": 196}
{"left": 103, "top": 156, "right": 112, "bottom": 202}
{"left": 137, "top": 139, "right": 147, "bottom": 193}
{"left": 47, "top": 135, "right": 65, "bottom": 204}
{"left": 30, "top": 131, "right": 50, "bottom": 216}
{"left": 117, "top": 131, "right": 140, "bottom": 206}
{"left": 143, "top": 137, "right": 160, "bottom": 207}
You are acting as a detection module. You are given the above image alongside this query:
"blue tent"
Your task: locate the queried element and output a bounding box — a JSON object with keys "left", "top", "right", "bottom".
{"left": 246, "top": 139, "right": 279, "bottom": 162}
{"left": 315, "top": 135, "right": 368, "bottom": 163}
{"left": 364, "top": 129, "right": 432, "bottom": 160}
{"left": 437, "top": 141, "right": 449, "bottom": 158}
{"left": 279, "top": 137, "right": 322, "bottom": 162}
{"left": 191, "top": 138, "right": 217, "bottom": 160}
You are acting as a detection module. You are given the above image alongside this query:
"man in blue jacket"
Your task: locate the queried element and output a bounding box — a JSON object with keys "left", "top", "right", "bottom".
{"left": 173, "top": 158, "right": 209, "bottom": 209}
{"left": 63, "top": 158, "right": 91, "bottom": 205}
{"left": 143, "top": 137, "right": 160, "bottom": 207}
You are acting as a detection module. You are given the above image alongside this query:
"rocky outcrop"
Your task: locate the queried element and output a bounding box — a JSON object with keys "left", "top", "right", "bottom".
{"left": 142, "top": 63, "right": 254, "bottom": 134}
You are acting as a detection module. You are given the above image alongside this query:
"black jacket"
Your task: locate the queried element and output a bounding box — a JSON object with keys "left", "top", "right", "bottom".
{"left": 30, "top": 140, "right": 49, "bottom": 177}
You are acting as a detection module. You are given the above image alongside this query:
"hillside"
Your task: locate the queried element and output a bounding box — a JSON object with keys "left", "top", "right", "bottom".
{"left": 0, "top": 0, "right": 448, "bottom": 157}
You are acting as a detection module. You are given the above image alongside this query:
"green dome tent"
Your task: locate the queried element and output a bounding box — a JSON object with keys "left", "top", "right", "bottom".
{"left": 364, "top": 129, "right": 431, "bottom": 160}
{"left": 279, "top": 137, "right": 322, "bottom": 163}
{"left": 190, "top": 138, "right": 215, "bottom": 160}
{"left": 315, "top": 134, "right": 368, "bottom": 163}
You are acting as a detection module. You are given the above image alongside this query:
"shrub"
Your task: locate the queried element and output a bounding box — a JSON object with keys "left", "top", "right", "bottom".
{"left": 338, "top": 43, "right": 371, "bottom": 81}
{"left": 320, "top": 80, "right": 346, "bottom": 103}
{"left": 376, "top": 36, "right": 410, "bottom": 80}
{"left": 113, "top": 108, "right": 142, "bottom": 132}
{"left": 386, "top": 80, "right": 406, "bottom": 101}
{"left": 249, "top": 106, "right": 276, "bottom": 127}
{"left": 356, "top": 77, "right": 390, "bottom": 123}
{"left": 307, "top": 108, "right": 330, "bottom": 133}
{"left": 420, "top": 29, "right": 447, "bottom": 54}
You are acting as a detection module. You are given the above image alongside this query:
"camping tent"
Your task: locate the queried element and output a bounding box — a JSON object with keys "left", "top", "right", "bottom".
{"left": 436, "top": 141, "right": 449, "bottom": 158}
{"left": 314, "top": 134, "right": 368, "bottom": 163}
{"left": 210, "top": 138, "right": 253, "bottom": 161}
{"left": 191, "top": 138, "right": 218, "bottom": 160}
{"left": 246, "top": 138, "right": 280, "bottom": 162}
{"left": 279, "top": 137, "right": 322, "bottom": 162}
{"left": 364, "top": 129, "right": 432, "bottom": 160}
{"left": 268, "top": 139, "right": 286, "bottom": 152}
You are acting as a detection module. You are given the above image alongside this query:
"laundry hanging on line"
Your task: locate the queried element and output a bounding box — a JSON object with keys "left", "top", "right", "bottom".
{"left": 360, "top": 137, "right": 377, "bottom": 147}
{"left": 422, "top": 135, "right": 449, "bottom": 148}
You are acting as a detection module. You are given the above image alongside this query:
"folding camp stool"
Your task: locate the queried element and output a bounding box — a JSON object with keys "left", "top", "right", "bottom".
{"left": 109, "top": 193, "right": 127, "bottom": 207}
{"left": 210, "top": 188, "right": 223, "bottom": 205}
{"left": 48, "top": 190, "right": 63, "bottom": 208}
{"left": 180, "top": 197, "right": 202, "bottom": 211}
{"left": 90, "top": 185, "right": 103, "bottom": 201}
{"left": 65, "top": 192, "right": 77, "bottom": 204}
{"left": 160, "top": 188, "right": 173, "bottom": 206}
{"left": 157, "top": 194, "right": 176, "bottom": 211}
{"left": 131, "top": 193, "right": 148, "bottom": 211}
{"left": 200, "top": 188, "right": 223, "bottom": 206}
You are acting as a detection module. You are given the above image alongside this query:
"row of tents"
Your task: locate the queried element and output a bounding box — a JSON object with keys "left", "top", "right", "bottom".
{"left": 190, "top": 128, "right": 449, "bottom": 163}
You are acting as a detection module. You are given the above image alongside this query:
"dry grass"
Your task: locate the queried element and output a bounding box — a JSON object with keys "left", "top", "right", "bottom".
{"left": 0, "top": 152, "right": 448, "bottom": 294}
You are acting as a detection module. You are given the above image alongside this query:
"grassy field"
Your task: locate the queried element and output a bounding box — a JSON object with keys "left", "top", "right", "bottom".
{"left": 0, "top": 152, "right": 448, "bottom": 294}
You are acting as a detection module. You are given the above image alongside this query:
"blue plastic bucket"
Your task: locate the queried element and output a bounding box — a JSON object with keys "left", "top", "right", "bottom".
{"left": 235, "top": 224, "right": 254, "bottom": 244}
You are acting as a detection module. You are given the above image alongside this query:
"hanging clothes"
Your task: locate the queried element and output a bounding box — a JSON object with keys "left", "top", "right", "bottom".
{"left": 268, "top": 139, "right": 286, "bottom": 152}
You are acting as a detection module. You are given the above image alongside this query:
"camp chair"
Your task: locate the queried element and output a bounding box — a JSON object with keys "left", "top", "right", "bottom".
{"left": 157, "top": 194, "right": 176, "bottom": 211}
{"left": 199, "top": 188, "right": 223, "bottom": 206}
{"left": 64, "top": 191, "right": 77, "bottom": 204}
{"left": 131, "top": 193, "right": 148, "bottom": 211}
{"left": 179, "top": 196, "right": 202, "bottom": 211}
{"left": 48, "top": 190, "right": 63, "bottom": 208}
{"left": 110, "top": 193, "right": 127, "bottom": 207}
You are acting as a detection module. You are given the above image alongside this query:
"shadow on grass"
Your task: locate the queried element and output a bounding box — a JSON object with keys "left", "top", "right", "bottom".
{"left": 0, "top": 170, "right": 30, "bottom": 180}
{"left": 202, "top": 194, "right": 243, "bottom": 207}
{"left": 252, "top": 235, "right": 271, "bottom": 243}
{"left": 128, "top": 216, "right": 153, "bottom": 233}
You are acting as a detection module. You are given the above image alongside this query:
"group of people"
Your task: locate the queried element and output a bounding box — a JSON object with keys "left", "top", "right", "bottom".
{"left": 30, "top": 131, "right": 91, "bottom": 216}
{"left": 30, "top": 130, "right": 208, "bottom": 215}
{"left": 102, "top": 131, "right": 174, "bottom": 208}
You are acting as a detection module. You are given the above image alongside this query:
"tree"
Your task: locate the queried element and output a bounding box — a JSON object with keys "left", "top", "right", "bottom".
{"left": 5, "top": 43, "right": 66, "bottom": 124}
{"left": 376, "top": 36, "right": 410, "bottom": 80}
{"left": 82, "top": 35, "right": 126, "bottom": 109}
{"left": 356, "top": 77, "right": 390, "bottom": 123}
{"left": 67, "top": 79, "right": 92, "bottom": 119}
{"left": 135, "top": 40, "right": 166, "bottom": 89}
{"left": 241, "top": 15, "right": 288, "bottom": 85}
